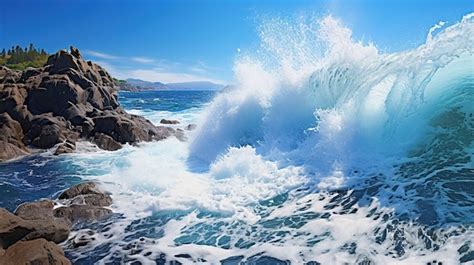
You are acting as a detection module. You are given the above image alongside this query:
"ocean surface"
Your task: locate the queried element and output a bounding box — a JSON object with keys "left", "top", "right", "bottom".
{"left": 1, "top": 14, "right": 474, "bottom": 264}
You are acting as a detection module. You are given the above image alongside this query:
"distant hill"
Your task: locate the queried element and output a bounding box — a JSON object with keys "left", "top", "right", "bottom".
{"left": 166, "top": 81, "right": 224, "bottom": 91}
{"left": 119, "top": 78, "right": 225, "bottom": 91}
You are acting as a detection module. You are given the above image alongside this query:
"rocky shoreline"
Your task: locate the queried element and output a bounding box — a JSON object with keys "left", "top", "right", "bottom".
{"left": 0, "top": 46, "right": 181, "bottom": 162}
{"left": 0, "top": 182, "right": 113, "bottom": 264}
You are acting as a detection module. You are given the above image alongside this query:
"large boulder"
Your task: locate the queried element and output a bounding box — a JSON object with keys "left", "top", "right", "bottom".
{"left": 13, "top": 200, "right": 70, "bottom": 244}
{"left": 0, "top": 208, "right": 33, "bottom": 249}
{"left": 0, "top": 238, "right": 71, "bottom": 265}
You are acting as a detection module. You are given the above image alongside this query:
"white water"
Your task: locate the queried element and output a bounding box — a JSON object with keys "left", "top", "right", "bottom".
{"left": 65, "top": 13, "right": 474, "bottom": 264}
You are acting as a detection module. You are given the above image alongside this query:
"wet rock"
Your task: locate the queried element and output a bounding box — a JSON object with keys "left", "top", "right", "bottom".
{"left": 54, "top": 139, "right": 76, "bottom": 155}
{"left": 185, "top": 124, "right": 197, "bottom": 130}
{"left": 69, "top": 193, "right": 113, "bottom": 207}
{"left": 54, "top": 204, "right": 112, "bottom": 223}
{"left": 58, "top": 182, "right": 105, "bottom": 200}
{"left": 0, "top": 238, "right": 71, "bottom": 265}
{"left": 67, "top": 229, "right": 96, "bottom": 248}
{"left": 55, "top": 182, "right": 113, "bottom": 223}
{"left": 92, "top": 132, "right": 122, "bottom": 151}
{"left": 160, "top": 119, "right": 180, "bottom": 124}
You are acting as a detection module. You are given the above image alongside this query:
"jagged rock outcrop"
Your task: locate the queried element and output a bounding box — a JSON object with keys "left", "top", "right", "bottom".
{"left": 0, "top": 46, "right": 178, "bottom": 162}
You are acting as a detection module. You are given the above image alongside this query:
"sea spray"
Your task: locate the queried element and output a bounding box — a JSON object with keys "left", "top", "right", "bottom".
{"left": 62, "top": 14, "right": 474, "bottom": 264}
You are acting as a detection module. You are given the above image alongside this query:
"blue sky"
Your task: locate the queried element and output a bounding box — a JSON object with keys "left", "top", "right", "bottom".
{"left": 1, "top": 0, "right": 472, "bottom": 84}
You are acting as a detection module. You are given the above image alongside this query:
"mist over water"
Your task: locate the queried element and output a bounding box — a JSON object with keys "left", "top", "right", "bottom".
{"left": 1, "top": 13, "right": 472, "bottom": 264}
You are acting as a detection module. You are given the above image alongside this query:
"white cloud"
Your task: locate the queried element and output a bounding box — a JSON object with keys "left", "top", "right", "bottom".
{"left": 131, "top": 57, "right": 155, "bottom": 64}
{"left": 127, "top": 69, "right": 224, "bottom": 84}
{"left": 86, "top": 53, "right": 227, "bottom": 84}
{"left": 85, "top": 50, "right": 121, "bottom": 60}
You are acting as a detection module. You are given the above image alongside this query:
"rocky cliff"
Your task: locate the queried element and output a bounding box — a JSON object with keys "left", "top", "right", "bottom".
{"left": 0, "top": 47, "right": 179, "bottom": 161}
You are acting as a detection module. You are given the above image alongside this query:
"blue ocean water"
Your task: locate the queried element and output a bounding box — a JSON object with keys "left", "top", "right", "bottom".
{"left": 1, "top": 14, "right": 474, "bottom": 264}
{"left": 0, "top": 90, "right": 214, "bottom": 212}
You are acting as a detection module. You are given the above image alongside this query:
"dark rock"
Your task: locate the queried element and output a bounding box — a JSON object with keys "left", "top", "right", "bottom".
{"left": 23, "top": 114, "right": 75, "bottom": 148}
{"left": 67, "top": 229, "right": 96, "bottom": 248}
{"left": 185, "top": 124, "right": 197, "bottom": 130}
{"left": 31, "top": 124, "right": 64, "bottom": 148}
{"left": 53, "top": 205, "right": 112, "bottom": 223}
{"left": 0, "top": 238, "right": 71, "bottom": 265}
{"left": 92, "top": 133, "right": 122, "bottom": 151}
{"left": 70, "top": 46, "right": 81, "bottom": 59}
{"left": 160, "top": 119, "right": 180, "bottom": 124}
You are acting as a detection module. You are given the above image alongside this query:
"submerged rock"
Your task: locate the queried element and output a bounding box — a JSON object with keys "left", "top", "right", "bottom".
{"left": 185, "top": 123, "right": 197, "bottom": 130}
{"left": 67, "top": 229, "right": 96, "bottom": 248}
{"left": 0, "top": 46, "right": 180, "bottom": 161}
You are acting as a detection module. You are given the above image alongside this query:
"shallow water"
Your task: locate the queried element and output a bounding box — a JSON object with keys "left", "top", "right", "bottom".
{"left": 1, "top": 13, "right": 474, "bottom": 265}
